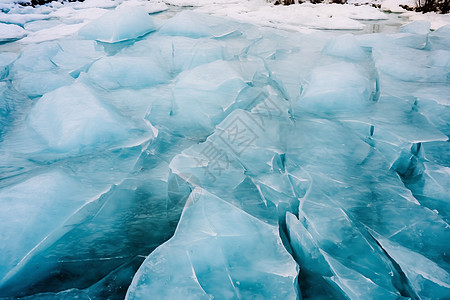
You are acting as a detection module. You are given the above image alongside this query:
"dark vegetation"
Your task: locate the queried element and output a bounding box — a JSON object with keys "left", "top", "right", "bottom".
{"left": 274, "top": 0, "right": 346, "bottom": 5}
{"left": 414, "top": 0, "right": 450, "bottom": 13}
{"left": 18, "top": 0, "right": 450, "bottom": 13}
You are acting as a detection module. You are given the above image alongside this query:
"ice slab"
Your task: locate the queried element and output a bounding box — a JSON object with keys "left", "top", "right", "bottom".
{"left": 13, "top": 70, "right": 74, "bottom": 97}
{"left": 87, "top": 56, "right": 171, "bottom": 90}
{"left": 148, "top": 60, "right": 249, "bottom": 138}
{"left": 0, "top": 23, "right": 26, "bottom": 42}
{"left": 372, "top": 233, "right": 450, "bottom": 299}
{"left": 122, "top": 36, "right": 228, "bottom": 74}
{"left": 296, "top": 62, "right": 374, "bottom": 115}
{"left": 159, "top": 11, "right": 239, "bottom": 38}
{"left": 429, "top": 24, "right": 450, "bottom": 50}
{"left": 0, "top": 171, "right": 99, "bottom": 287}
{"left": 78, "top": 7, "right": 157, "bottom": 43}
{"left": 0, "top": 52, "right": 17, "bottom": 80}
{"left": 323, "top": 34, "right": 368, "bottom": 61}
{"left": 27, "top": 83, "right": 148, "bottom": 153}
{"left": 126, "top": 188, "right": 299, "bottom": 300}
{"left": 399, "top": 20, "right": 431, "bottom": 35}
{"left": 0, "top": 13, "right": 50, "bottom": 26}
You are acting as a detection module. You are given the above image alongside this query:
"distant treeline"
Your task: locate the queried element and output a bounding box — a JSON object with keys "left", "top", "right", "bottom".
{"left": 411, "top": 0, "right": 449, "bottom": 13}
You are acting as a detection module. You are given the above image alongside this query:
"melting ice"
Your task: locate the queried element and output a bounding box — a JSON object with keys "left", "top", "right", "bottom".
{"left": 0, "top": 3, "right": 449, "bottom": 300}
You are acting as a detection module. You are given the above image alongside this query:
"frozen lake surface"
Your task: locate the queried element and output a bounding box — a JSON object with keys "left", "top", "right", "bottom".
{"left": 0, "top": 1, "right": 449, "bottom": 299}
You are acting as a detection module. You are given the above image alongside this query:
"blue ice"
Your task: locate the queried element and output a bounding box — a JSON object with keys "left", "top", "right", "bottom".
{"left": 0, "top": 7, "right": 448, "bottom": 300}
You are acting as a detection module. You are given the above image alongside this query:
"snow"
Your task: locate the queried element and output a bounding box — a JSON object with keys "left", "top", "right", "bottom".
{"left": 405, "top": 11, "right": 450, "bottom": 30}
{"left": 380, "top": 0, "right": 415, "bottom": 12}
{"left": 194, "top": 2, "right": 388, "bottom": 31}
{"left": 0, "top": 0, "right": 448, "bottom": 44}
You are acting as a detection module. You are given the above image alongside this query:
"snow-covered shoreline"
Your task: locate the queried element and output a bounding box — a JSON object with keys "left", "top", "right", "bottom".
{"left": 1, "top": 0, "right": 450, "bottom": 46}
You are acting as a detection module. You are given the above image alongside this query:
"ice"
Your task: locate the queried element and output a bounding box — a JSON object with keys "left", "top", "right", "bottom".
{"left": 295, "top": 62, "right": 374, "bottom": 115}
{"left": 0, "top": 4, "right": 449, "bottom": 300}
{"left": 87, "top": 56, "right": 171, "bottom": 89}
{"left": 399, "top": 20, "right": 431, "bottom": 35}
{"left": 78, "top": 7, "right": 157, "bottom": 43}
{"left": 0, "top": 23, "right": 26, "bottom": 42}
{"left": 122, "top": 36, "right": 228, "bottom": 73}
{"left": 429, "top": 24, "right": 450, "bottom": 49}
{"left": 372, "top": 233, "right": 450, "bottom": 299}
{"left": 13, "top": 71, "right": 74, "bottom": 97}
{"left": 0, "top": 13, "right": 50, "bottom": 26}
{"left": 11, "top": 42, "right": 62, "bottom": 73}
{"left": 126, "top": 188, "right": 299, "bottom": 300}
{"left": 321, "top": 253, "right": 400, "bottom": 300}
{"left": 49, "top": 40, "right": 105, "bottom": 77}
{"left": 20, "top": 23, "right": 85, "bottom": 44}
{"left": 158, "top": 11, "right": 239, "bottom": 38}
{"left": 27, "top": 83, "right": 150, "bottom": 153}
{"left": 0, "top": 171, "right": 101, "bottom": 289}
{"left": 0, "top": 82, "right": 30, "bottom": 140}
{"left": 0, "top": 52, "right": 17, "bottom": 80}
{"left": 148, "top": 60, "right": 249, "bottom": 138}
{"left": 322, "top": 34, "right": 368, "bottom": 61}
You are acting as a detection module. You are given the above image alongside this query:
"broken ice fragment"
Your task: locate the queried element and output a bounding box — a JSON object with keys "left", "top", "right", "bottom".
{"left": 159, "top": 11, "right": 239, "bottom": 39}
{"left": 78, "top": 7, "right": 157, "bottom": 43}
{"left": 322, "top": 34, "right": 368, "bottom": 61}
{"left": 87, "top": 56, "right": 171, "bottom": 90}
{"left": 0, "top": 23, "right": 27, "bottom": 43}
{"left": 126, "top": 188, "right": 299, "bottom": 300}
{"left": 27, "top": 83, "right": 147, "bottom": 153}
{"left": 296, "top": 62, "right": 374, "bottom": 115}
{"left": 371, "top": 233, "right": 450, "bottom": 299}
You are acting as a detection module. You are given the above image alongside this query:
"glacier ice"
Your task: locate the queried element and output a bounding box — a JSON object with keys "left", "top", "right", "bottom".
{"left": 0, "top": 6, "right": 449, "bottom": 300}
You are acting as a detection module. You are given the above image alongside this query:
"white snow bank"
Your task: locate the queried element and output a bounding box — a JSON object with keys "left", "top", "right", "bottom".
{"left": 119, "top": 0, "right": 168, "bottom": 14}
{"left": 194, "top": 2, "right": 388, "bottom": 31}
{"left": 49, "top": 7, "right": 109, "bottom": 23}
{"left": 380, "top": 0, "right": 415, "bottom": 13}
{"left": 404, "top": 11, "right": 450, "bottom": 30}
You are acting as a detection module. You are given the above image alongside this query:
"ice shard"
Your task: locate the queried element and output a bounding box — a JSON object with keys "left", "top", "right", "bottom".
{"left": 78, "top": 7, "right": 157, "bottom": 43}
{"left": 126, "top": 188, "right": 299, "bottom": 300}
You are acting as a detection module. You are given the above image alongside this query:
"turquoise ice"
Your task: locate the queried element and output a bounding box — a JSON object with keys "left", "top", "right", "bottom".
{"left": 0, "top": 6, "right": 449, "bottom": 300}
